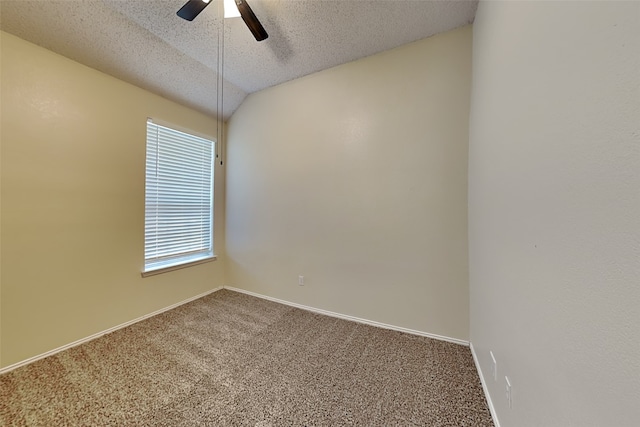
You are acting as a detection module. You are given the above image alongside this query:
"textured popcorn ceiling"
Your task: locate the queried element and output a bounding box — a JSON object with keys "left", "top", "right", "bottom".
{"left": 0, "top": 0, "right": 477, "bottom": 119}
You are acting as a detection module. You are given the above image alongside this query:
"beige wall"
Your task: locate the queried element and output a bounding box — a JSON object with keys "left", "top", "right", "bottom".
{"left": 0, "top": 31, "right": 225, "bottom": 368}
{"left": 226, "top": 26, "right": 471, "bottom": 341}
{"left": 469, "top": 1, "right": 640, "bottom": 426}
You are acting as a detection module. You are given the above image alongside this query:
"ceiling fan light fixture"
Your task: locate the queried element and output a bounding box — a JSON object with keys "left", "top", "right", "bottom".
{"left": 224, "top": 0, "right": 241, "bottom": 18}
{"left": 177, "top": 0, "right": 268, "bottom": 41}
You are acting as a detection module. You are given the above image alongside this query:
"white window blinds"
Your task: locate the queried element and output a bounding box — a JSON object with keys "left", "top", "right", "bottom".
{"left": 144, "top": 119, "right": 214, "bottom": 273}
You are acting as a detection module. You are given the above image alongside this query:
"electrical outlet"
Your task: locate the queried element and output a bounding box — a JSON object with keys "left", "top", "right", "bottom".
{"left": 490, "top": 351, "right": 497, "bottom": 381}
{"left": 505, "top": 376, "right": 512, "bottom": 408}
{"left": 298, "top": 275, "right": 304, "bottom": 286}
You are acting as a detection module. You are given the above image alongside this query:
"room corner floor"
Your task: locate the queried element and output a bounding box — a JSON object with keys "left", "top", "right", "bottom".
{"left": 0, "top": 290, "right": 493, "bottom": 426}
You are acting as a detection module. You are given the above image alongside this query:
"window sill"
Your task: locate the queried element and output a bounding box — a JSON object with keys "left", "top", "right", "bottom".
{"left": 141, "top": 255, "right": 217, "bottom": 277}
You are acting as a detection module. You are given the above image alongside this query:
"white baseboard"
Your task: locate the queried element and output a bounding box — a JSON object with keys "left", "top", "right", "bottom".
{"left": 1, "top": 286, "right": 470, "bottom": 376}
{"left": 470, "top": 342, "right": 501, "bottom": 427}
{"left": 223, "top": 286, "right": 469, "bottom": 346}
{"left": 0, "top": 287, "right": 223, "bottom": 375}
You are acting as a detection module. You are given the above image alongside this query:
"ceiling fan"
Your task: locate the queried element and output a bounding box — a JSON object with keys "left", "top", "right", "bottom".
{"left": 177, "top": 0, "right": 269, "bottom": 41}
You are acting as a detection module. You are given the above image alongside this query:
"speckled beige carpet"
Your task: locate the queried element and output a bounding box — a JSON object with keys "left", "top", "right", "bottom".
{"left": 0, "top": 290, "right": 493, "bottom": 426}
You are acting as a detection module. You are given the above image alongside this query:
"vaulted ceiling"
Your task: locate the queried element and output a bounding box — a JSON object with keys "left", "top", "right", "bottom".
{"left": 0, "top": 0, "right": 477, "bottom": 119}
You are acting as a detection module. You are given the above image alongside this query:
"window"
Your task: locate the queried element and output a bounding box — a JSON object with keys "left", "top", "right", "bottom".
{"left": 143, "top": 119, "right": 215, "bottom": 275}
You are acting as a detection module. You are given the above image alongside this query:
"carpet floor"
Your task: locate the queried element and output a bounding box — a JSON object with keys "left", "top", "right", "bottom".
{"left": 0, "top": 290, "right": 493, "bottom": 426}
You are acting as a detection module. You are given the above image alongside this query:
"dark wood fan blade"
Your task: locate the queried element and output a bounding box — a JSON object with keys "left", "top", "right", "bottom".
{"left": 236, "top": 0, "right": 268, "bottom": 41}
{"left": 177, "top": 0, "right": 212, "bottom": 21}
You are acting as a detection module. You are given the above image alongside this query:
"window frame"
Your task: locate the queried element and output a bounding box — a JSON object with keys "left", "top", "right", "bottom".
{"left": 142, "top": 118, "right": 216, "bottom": 277}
